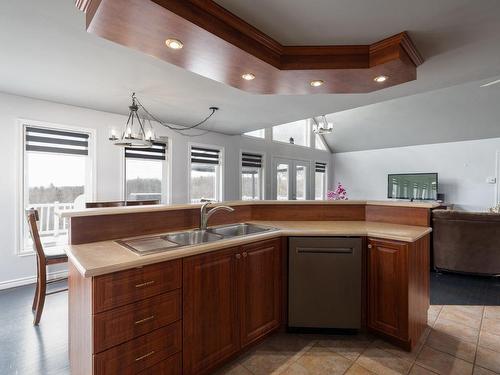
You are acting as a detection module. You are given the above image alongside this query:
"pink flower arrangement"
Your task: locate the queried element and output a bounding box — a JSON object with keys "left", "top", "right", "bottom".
{"left": 328, "top": 183, "right": 348, "bottom": 200}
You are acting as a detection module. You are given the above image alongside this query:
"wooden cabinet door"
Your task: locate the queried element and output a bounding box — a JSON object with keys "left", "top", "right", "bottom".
{"left": 367, "top": 238, "right": 408, "bottom": 340}
{"left": 183, "top": 247, "right": 241, "bottom": 375}
{"left": 239, "top": 239, "right": 282, "bottom": 347}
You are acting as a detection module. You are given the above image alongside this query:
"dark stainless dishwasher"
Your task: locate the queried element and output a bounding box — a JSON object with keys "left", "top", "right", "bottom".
{"left": 288, "top": 237, "right": 362, "bottom": 329}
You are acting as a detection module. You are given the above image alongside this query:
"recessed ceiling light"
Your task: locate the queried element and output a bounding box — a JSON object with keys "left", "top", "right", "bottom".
{"left": 165, "top": 38, "right": 183, "bottom": 50}
{"left": 310, "top": 80, "right": 324, "bottom": 87}
{"left": 242, "top": 73, "right": 256, "bottom": 81}
{"left": 374, "top": 75, "right": 388, "bottom": 83}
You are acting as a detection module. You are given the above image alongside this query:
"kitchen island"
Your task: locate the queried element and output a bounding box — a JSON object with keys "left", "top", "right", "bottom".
{"left": 62, "top": 200, "right": 436, "bottom": 375}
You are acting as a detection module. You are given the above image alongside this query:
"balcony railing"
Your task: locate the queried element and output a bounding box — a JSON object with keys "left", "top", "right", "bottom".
{"left": 30, "top": 202, "right": 74, "bottom": 238}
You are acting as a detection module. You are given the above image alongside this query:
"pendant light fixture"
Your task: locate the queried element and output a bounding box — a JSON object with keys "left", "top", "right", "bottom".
{"left": 109, "top": 93, "right": 155, "bottom": 148}
{"left": 109, "top": 93, "right": 219, "bottom": 147}
{"left": 312, "top": 115, "right": 333, "bottom": 134}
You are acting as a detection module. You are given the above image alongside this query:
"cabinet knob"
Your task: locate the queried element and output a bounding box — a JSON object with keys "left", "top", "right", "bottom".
{"left": 242, "top": 252, "right": 248, "bottom": 258}
{"left": 368, "top": 244, "right": 372, "bottom": 249}
{"left": 235, "top": 254, "right": 241, "bottom": 259}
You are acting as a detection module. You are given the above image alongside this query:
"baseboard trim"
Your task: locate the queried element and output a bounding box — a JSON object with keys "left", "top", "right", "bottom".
{"left": 0, "top": 270, "right": 68, "bottom": 291}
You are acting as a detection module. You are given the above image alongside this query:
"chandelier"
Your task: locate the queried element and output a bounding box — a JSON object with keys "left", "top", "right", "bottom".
{"left": 109, "top": 93, "right": 219, "bottom": 148}
{"left": 109, "top": 93, "right": 155, "bottom": 148}
{"left": 312, "top": 115, "right": 333, "bottom": 135}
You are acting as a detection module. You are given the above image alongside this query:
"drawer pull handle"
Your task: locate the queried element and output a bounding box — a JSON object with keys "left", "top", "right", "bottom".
{"left": 134, "top": 315, "right": 155, "bottom": 325}
{"left": 135, "top": 350, "right": 155, "bottom": 362}
{"left": 135, "top": 280, "right": 155, "bottom": 288}
{"left": 242, "top": 252, "right": 248, "bottom": 258}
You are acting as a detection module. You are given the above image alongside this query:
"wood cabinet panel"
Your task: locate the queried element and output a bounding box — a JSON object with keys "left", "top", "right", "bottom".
{"left": 239, "top": 239, "right": 281, "bottom": 347}
{"left": 136, "top": 352, "right": 182, "bottom": 375}
{"left": 93, "top": 289, "right": 181, "bottom": 353}
{"left": 251, "top": 204, "right": 365, "bottom": 221}
{"left": 365, "top": 206, "right": 430, "bottom": 226}
{"left": 183, "top": 247, "right": 240, "bottom": 375}
{"left": 93, "top": 321, "right": 181, "bottom": 375}
{"left": 367, "top": 238, "right": 409, "bottom": 341}
{"left": 93, "top": 259, "right": 181, "bottom": 313}
{"left": 408, "top": 235, "right": 430, "bottom": 349}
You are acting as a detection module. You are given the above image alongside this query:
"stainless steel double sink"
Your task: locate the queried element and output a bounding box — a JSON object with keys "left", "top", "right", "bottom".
{"left": 116, "top": 223, "right": 277, "bottom": 256}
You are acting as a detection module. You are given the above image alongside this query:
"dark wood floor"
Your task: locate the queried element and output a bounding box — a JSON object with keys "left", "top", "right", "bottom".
{"left": 0, "top": 273, "right": 498, "bottom": 374}
{"left": 0, "top": 282, "right": 69, "bottom": 375}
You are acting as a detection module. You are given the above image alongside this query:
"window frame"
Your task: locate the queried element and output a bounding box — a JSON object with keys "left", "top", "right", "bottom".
{"left": 313, "top": 133, "right": 329, "bottom": 152}
{"left": 17, "top": 119, "right": 96, "bottom": 256}
{"left": 242, "top": 129, "right": 266, "bottom": 139}
{"left": 239, "top": 149, "right": 265, "bottom": 200}
{"left": 122, "top": 139, "right": 170, "bottom": 204}
{"left": 314, "top": 161, "right": 328, "bottom": 200}
{"left": 271, "top": 156, "right": 312, "bottom": 200}
{"left": 187, "top": 142, "right": 225, "bottom": 203}
{"left": 271, "top": 119, "right": 311, "bottom": 149}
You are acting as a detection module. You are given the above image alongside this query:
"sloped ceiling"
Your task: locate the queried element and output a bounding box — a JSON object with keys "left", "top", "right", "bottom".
{"left": 323, "top": 76, "right": 500, "bottom": 152}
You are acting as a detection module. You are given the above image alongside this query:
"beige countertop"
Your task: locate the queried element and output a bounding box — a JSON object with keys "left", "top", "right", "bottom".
{"left": 66, "top": 221, "right": 432, "bottom": 278}
{"left": 60, "top": 200, "right": 440, "bottom": 218}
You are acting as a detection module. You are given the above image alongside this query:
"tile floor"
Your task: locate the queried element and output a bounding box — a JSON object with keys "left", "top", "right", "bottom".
{"left": 216, "top": 305, "right": 500, "bottom": 375}
{"left": 1, "top": 283, "right": 500, "bottom": 374}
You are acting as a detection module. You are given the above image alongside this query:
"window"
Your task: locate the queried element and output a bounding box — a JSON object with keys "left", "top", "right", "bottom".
{"left": 125, "top": 142, "right": 167, "bottom": 203}
{"left": 22, "top": 123, "right": 93, "bottom": 253}
{"left": 241, "top": 152, "right": 263, "bottom": 200}
{"left": 243, "top": 129, "right": 265, "bottom": 139}
{"left": 276, "top": 163, "right": 289, "bottom": 200}
{"left": 190, "top": 145, "right": 223, "bottom": 203}
{"left": 295, "top": 164, "right": 308, "bottom": 200}
{"left": 272, "top": 119, "right": 310, "bottom": 147}
{"left": 315, "top": 134, "right": 328, "bottom": 151}
{"left": 315, "top": 162, "right": 327, "bottom": 200}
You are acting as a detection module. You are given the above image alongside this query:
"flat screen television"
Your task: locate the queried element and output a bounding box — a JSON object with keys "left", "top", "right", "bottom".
{"left": 387, "top": 173, "right": 438, "bottom": 201}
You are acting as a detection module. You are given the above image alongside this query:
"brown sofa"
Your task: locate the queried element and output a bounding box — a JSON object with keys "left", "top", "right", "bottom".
{"left": 432, "top": 210, "right": 500, "bottom": 276}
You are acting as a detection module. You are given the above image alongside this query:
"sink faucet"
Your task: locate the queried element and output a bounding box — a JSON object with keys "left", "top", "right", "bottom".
{"left": 200, "top": 202, "right": 235, "bottom": 230}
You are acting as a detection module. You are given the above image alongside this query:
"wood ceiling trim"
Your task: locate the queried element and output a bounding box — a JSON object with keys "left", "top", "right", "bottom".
{"left": 150, "top": 0, "right": 283, "bottom": 67}
{"left": 75, "top": 0, "right": 424, "bottom": 94}
{"left": 370, "top": 32, "right": 424, "bottom": 67}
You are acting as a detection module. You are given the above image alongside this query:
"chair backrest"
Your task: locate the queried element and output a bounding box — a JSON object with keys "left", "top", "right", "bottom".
{"left": 125, "top": 199, "right": 160, "bottom": 206}
{"left": 26, "top": 208, "right": 45, "bottom": 260}
{"left": 85, "top": 200, "right": 159, "bottom": 208}
{"left": 85, "top": 201, "right": 126, "bottom": 208}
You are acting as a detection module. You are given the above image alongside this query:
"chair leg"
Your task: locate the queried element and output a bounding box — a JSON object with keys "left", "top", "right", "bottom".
{"left": 32, "top": 259, "right": 39, "bottom": 311}
{"left": 33, "top": 264, "right": 47, "bottom": 326}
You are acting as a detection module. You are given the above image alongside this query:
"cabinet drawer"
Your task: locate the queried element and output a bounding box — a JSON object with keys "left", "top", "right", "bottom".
{"left": 137, "top": 352, "right": 182, "bottom": 375}
{"left": 94, "top": 290, "right": 181, "bottom": 353}
{"left": 93, "top": 321, "right": 182, "bottom": 375}
{"left": 93, "top": 260, "right": 181, "bottom": 313}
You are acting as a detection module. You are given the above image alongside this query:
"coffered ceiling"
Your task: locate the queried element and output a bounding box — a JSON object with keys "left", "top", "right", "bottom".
{"left": 79, "top": 0, "right": 423, "bottom": 95}
{"left": 1, "top": 0, "right": 500, "bottom": 151}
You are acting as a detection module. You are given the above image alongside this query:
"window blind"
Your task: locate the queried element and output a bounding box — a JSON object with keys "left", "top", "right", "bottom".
{"left": 191, "top": 146, "right": 220, "bottom": 165}
{"left": 125, "top": 142, "right": 166, "bottom": 160}
{"left": 315, "top": 162, "right": 327, "bottom": 173}
{"left": 241, "top": 152, "right": 262, "bottom": 168}
{"left": 25, "top": 126, "right": 89, "bottom": 155}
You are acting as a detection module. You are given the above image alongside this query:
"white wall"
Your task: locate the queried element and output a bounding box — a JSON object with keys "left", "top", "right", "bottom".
{"left": 0, "top": 92, "right": 331, "bottom": 288}
{"left": 332, "top": 138, "right": 500, "bottom": 211}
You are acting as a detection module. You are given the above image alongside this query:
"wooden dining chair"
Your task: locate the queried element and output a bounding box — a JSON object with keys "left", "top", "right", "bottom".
{"left": 85, "top": 201, "right": 126, "bottom": 208}
{"left": 125, "top": 199, "right": 160, "bottom": 206}
{"left": 26, "top": 209, "right": 68, "bottom": 325}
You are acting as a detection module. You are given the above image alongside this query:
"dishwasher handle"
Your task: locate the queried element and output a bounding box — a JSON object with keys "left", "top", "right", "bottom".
{"left": 296, "top": 247, "right": 354, "bottom": 254}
